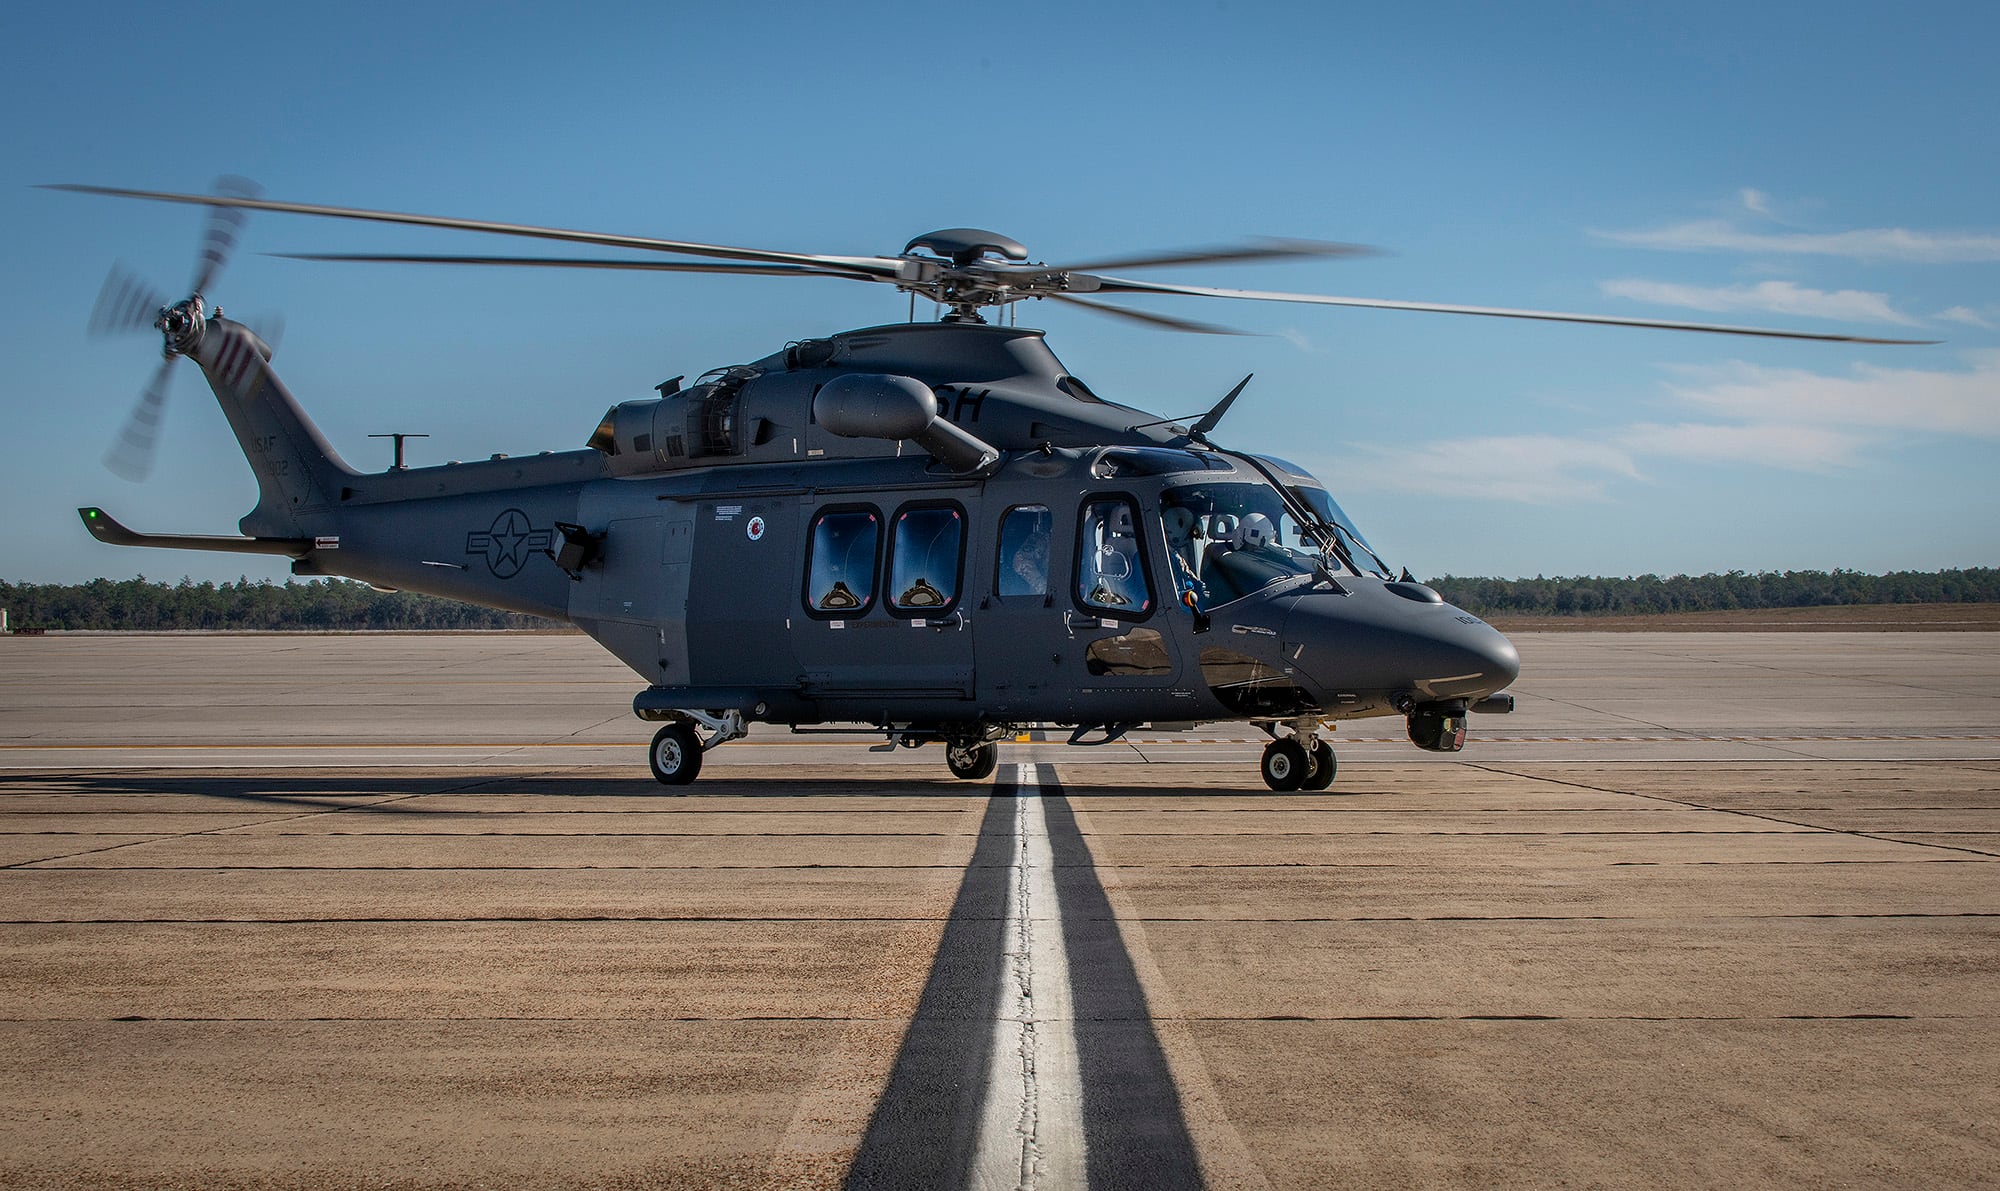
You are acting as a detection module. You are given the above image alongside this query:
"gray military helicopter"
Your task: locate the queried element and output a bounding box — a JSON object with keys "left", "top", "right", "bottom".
{"left": 54, "top": 182, "right": 1931, "bottom": 789}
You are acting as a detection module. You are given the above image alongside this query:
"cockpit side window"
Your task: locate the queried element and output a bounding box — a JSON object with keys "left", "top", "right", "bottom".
{"left": 997, "top": 504, "right": 1052, "bottom": 598}
{"left": 804, "top": 507, "right": 880, "bottom": 616}
{"left": 1076, "top": 497, "right": 1153, "bottom": 618}
{"left": 886, "top": 503, "right": 964, "bottom": 616}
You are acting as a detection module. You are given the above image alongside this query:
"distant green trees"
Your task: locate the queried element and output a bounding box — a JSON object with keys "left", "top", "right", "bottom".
{"left": 1425, "top": 568, "right": 2000, "bottom": 617}
{"left": 3, "top": 568, "right": 1997, "bottom": 631}
{"left": 0, "top": 577, "right": 559, "bottom": 631}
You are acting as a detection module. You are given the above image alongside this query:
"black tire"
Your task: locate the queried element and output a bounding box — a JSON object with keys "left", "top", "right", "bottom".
{"left": 947, "top": 741, "right": 999, "bottom": 781}
{"left": 648, "top": 722, "right": 703, "bottom": 786}
{"left": 1261, "top": 739, "right": 1308, "bottom": 791}
{"left": 1301, "top": 739, "right": 1337, "bottom": 789}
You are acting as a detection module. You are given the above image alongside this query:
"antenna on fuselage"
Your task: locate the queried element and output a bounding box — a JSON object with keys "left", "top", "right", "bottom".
{"left": 368, "top": 432, "right": 429, "bottom": 470}
{"left": 1189, "top": 374, "right": 1253, "bottom": 445}
{"left": 1127, "top": 373, "right": 1254, "bottom": 443}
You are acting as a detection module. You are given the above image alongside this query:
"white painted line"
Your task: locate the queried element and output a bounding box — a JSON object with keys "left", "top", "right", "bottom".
{"left": 970, "top": 763, "right": 1086, "bottom": 1191}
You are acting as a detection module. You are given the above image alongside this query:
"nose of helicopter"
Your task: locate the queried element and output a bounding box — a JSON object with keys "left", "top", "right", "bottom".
{"left": 1453, "top": 624, "right": 1521, "bottom": 696}
{"left": 1281, "top": 585, "right": 1520, "bottom": 705}
{"left": 1396, "top": 611, "right": 1519, "bottom": 701}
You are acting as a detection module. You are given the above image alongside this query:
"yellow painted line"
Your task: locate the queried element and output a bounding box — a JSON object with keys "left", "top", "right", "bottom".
{"left": 0, "top": 740, "right": 886, "bottom": 751}
{"left": 5, "top": 735, "right": 1994, "bottom": 753}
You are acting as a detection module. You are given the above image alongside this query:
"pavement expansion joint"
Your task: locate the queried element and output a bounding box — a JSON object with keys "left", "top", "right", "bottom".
{"left": 5, "top": 632, "right": 1999, "bottom": 1187}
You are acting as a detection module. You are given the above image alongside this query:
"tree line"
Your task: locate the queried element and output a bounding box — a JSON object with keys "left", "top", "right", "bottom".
{"left": 1426, "top": 568, "right": 2000, "bottom": 617}
{"left": 1, "top": 577, "right": 558, "bottom": 631}
{"left": 3, "top": 568, "right": 1996, "bottom": 631}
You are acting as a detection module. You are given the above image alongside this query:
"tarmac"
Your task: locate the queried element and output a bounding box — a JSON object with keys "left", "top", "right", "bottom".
{"left": 0, "top": 630, "right": 1995, "bottom": 1189}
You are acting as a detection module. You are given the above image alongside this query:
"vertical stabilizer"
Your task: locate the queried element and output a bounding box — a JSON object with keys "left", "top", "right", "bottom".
{"left": 177, "top": 307, "right": 357, "bottom": 538}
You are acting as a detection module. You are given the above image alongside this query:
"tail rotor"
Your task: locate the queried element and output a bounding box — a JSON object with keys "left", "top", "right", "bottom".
{"left": 88, "top": 176, "right": 262, "bottom": 482}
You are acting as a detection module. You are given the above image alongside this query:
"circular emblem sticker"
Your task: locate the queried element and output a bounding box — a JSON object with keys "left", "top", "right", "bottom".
{"left": 746, "top": 516, "right": 766, "bottom": 542}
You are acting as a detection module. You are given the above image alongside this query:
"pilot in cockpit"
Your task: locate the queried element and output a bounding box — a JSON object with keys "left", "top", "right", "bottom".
{"left": 1234, "top": 512, "right": 1278, "bottom": 553}
{"left": 1162, "top": 506, "right": 1206, "bottom": 611}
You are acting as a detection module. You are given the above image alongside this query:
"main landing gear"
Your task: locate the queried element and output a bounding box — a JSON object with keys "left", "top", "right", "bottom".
{"left": 645, "top": 710, "right": 748, "bottom": 787}
{"left": 875, "top": 723, "right": 1009, "bottom": 781}
{"left": 1258, "top": 718, "right": 1337, "bottom": 791}
{"left": 946, "top": 739, "right": 1000, "bottom": 780}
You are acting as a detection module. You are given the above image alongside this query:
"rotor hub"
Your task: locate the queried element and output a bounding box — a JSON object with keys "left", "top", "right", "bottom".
{"left": 155, "top": 296, "right": 205, "bottom": 356}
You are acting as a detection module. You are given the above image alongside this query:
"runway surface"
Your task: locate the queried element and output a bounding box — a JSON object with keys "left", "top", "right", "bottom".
{"left": 1, "top": 631, "right": 1996, "bottom": 1188}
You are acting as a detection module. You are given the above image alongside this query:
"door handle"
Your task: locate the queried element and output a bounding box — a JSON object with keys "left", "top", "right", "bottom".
{"left": 1063, "top": 610, "right": 1114, "bottom": 638}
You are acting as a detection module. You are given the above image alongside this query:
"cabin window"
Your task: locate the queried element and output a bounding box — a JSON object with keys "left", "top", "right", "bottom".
{"left": 887, "top": 504, "right": 965, "bottom": 615}
{"left": 805, "top": 507, "right": 880, "bottom": 615}
{"left": 996, "top": 504, "right": 1052, "bottom": 598}
{"left": 1076, "top": 497, "right": 1153, "bottom": 618}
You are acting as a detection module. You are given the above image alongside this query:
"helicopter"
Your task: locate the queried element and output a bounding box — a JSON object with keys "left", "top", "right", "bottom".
{"left": 52, "top": 181, "right": 1932, "bottom": 789}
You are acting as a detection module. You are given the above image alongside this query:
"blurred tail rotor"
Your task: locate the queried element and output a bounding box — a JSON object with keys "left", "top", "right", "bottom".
{"left": 105, "top": 357, "right": 177, "bottom": 481}
{"left": 89, "top": 266, "right": 168, "bottom": 337}
{"left": 190, "top": 175, "right": 259, "bottom": 296}
{"left": 88, "top": 176, "right": 262, "bottom": 482}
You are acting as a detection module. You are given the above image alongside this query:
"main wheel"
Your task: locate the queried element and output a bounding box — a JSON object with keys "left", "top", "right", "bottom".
{"left": 947, "top": 741, "right": 999, "bottom": 780}
{"left": 648, "top": 722, "right": 703, "bottom": 786}
{"left": 1301, "top": 739, "right": 1337, "bottom": 789}
{"left": 1261, "top": 739, "right": 1308, "bottom": 791}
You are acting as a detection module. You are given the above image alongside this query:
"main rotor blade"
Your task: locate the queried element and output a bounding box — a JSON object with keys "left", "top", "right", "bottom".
{"left": 273, "top": 252, "right": 885, "bottom": 282}
{"left": 1051, "top": 237, "right": 1376, "bottom": 274}
{"left": 1049, "top": 293, "right": 1248, "bottom": 336}
{"left": 1088, "top": 276, "right": 1940, "bottom": 344}
{"left": 189, "top": 175, "right": 261, "bottom": 296}
{"left": 48, "top": 184, "right": 903, "bottom": 278}
{"left": 89, "top": 266, "right": 166, "bottom": 336}
{"left": 105, "top": 356, "right": 175, "bottom": 482}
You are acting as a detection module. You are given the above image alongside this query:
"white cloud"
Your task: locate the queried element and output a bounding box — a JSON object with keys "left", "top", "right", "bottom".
{"left": 1601, "top": 278, "right": 1918, "bottom": 326}
{"left": 1937, "top": 306, "right": 1994, "bottom": 330}
{"left": 1739, "top": 188, "right": 1773, "bottom": 216}
{"left": 1613, "top": 422, "right": 1867, "bottom": 471}
{"left": 1595, "top": 219, "right": 2000, "bottom": 264}
{"left": 1276, "top": 326, "right": 1322, "bottom": 354}
{"left": 1338, "top": 435, "right": 1641, "bottom": 505}
{"left": 1661, "top": 349, "right": 2000, "bottom": 438}
{"left": 1329, "top": 351, "right": 2000, "bottom": 504}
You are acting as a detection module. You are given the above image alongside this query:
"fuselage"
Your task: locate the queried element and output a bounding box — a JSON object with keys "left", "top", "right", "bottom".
{"left": 302, "top": 440, "right": 1517, "bottom": 733}
{"left": 158, "top": 313, "right": 1514, "bottom": 740}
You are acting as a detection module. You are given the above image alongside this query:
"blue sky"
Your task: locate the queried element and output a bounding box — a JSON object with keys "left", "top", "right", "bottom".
{"left": 4, "top": 0, "right": 1995, "bottom": 585}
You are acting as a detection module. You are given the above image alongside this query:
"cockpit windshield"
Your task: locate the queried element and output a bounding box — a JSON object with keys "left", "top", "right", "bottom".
{"left": 1288, "top": 484, "right": 1396, "bottom": 579}
{"left": 1159, "top": 482, "right": 1328, "bottom": 611}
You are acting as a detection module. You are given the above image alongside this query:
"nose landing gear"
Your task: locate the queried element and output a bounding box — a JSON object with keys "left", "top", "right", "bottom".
{"left": 1258, "top": 718, "right": 1337, "bottom": 791}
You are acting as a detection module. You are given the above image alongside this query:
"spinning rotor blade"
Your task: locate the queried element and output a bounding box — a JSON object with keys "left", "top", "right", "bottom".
{"left": 89, "top": 266, "right": 167, "bottom": 336}
{"left": 55, "top": 182, "right": 1935, "bottom": 345}
{"left": 105, "top": 355, "right": 175, "bottom": 482}
{"left": 48, "top": 184, "right": 902, "bottom": 278}
{"left": 1049, "top": 294, "right": 1248, "bottom": 336}
{"left": 273, "top": 252, "right": 883, "bottom": 282}
{"left": 88, "top": 177, "right": 274, "bottom": 483}
{"left": 190, "top": 176, "right": 261, "bottom": 295}
{"left": 248, "top": 312, "right": 285, "bottom": 353}
{"left": 1087, "top": 276, "right": 1941, "bottom": 344}
{"left": 1051, "top": 237, "right": 1375, "bottom": 274}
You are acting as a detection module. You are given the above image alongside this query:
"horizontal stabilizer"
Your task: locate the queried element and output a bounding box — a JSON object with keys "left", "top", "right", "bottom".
{"left": 78, "top": 507, "right": 316, "bottom": 558}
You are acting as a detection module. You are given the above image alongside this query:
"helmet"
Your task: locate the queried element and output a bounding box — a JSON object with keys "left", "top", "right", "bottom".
{"left": 1235, "top": 513, "right": 1276, "bottom": 550}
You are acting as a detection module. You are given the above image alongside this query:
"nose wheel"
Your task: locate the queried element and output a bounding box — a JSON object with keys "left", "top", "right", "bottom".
{"left": 1260, "top": 728, "right": 1337, "bottom": 791}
